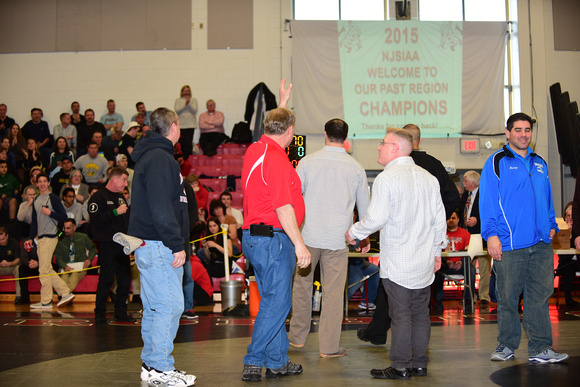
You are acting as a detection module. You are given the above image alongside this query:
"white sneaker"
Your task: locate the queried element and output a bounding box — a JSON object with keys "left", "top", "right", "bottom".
{"left": 529, "top": 348, "right": 569, "bottom": 363}
{"left": 30, "top": 301, "right": 53, "bottom": 309}
{"left": 358, "top": 302, "right": 376, "bottom": 310}
{"left": 57, "top": 293, "right": 75, "bottom": 307}
{"left": 141, "top": 363, "right": 189, "bottom": 381}
{"left": 491, "top": 344, "right": 515, "bottom": 361}
{"left": 141, "top": 364, "right": 150, "bottom": 381}
{"left": 145, "top": 366, "right": 196, "bottom": 386}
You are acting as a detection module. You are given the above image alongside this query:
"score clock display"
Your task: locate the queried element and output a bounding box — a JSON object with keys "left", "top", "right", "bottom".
{"left": 286, "top": 135, "right": 306, "bottom": 168}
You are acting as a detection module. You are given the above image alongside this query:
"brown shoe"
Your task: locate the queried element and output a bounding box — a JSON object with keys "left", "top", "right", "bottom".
{"left": 320, "top": 347, "right": 347, "bottom": 358}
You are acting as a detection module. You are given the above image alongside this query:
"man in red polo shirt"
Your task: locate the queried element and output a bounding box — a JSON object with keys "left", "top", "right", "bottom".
{"left": 240, "top": 80, "right": 310, "bottom": 382}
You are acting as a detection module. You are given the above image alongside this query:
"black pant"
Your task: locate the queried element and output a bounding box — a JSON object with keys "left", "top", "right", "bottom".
{"left": 94, "top": 242, "right": 131, "bottom": 318}
{"left": 179, "top": 128, "right": 195, "bottom": 159}
{"left": 19, "top": 264, "right": 39, "bottom": 301}
{"left": 199, "top": 132, "right": 228, "bottom": 157}
{"left": 364, "top": 279, "right": 391, "bottom": 343}
{"left": 557, "top": 254, "right": 580, "bottom": 300}
{"left": 384, "top": 278, "right": 431, "bottom": 368}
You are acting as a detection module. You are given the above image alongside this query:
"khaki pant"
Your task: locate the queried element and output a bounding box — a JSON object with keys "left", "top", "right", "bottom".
{"left": 477, "top": 254, "right": 492, "bottom": 302}
{"left": 0, "top": 266, "right": 21, "bottom": 297}
{"left": 288, "top": 246, "right": 348, "bottom": 354}
{"left": 61, "top": 270, "right": 87, "bottom": 292}
{"left": 38, "top": 237, "right": 71, "bottom": 304}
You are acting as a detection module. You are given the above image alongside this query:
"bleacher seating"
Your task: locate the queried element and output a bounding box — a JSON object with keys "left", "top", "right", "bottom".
{"left": 207, "top": 191, "right": 243, "bottom": 211}
{"left": 199, "top": 178, "right": 228, "bottom": 193}
{"left": 186, "top": 144, "right": 248, "bottom": 178}
{"left": 0, "top": 255, "right": 101, "bottom": 294}
{"left": 217, "top": 143, "right": 249, "bottom": 155}
{"left": 2, "top": 143, "right": 253, "bottom": 301}
{"left": 230, "top": 192, "right": 243, "bottom": 208}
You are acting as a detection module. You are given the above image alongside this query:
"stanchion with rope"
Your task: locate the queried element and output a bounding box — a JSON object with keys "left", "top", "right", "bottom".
{"left": 1, "top": 229, "right": 243, "bottom": 285}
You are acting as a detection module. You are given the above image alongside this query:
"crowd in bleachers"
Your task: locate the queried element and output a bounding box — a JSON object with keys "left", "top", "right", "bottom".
{"left": 0, "top": 97, "right": 248, "bottom": 311}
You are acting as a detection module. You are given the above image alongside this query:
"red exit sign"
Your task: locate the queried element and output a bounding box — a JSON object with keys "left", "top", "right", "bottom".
{"left": 460, "top": 139, "right": 480, "bottom": 154}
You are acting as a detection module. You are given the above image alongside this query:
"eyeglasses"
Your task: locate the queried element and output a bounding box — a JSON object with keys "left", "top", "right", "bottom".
{"left": 379, "top": 141, "right": 397, "bottom": 147}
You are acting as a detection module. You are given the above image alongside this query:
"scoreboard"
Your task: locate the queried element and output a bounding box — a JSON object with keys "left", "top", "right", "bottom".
{"left": 286, "top": 134, "right": 306, "bottom": 167}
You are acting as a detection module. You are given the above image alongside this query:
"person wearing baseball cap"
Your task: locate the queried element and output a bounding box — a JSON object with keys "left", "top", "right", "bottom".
{"left": 119, "top": 122, "right": 140, "bottom": 168}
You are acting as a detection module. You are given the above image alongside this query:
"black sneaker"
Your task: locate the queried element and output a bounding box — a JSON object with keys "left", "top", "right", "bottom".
{"left": 182, "top": 310, "right": 199, "bottom": 319}
{"left": 265, "top": 361, "right": 303, "bottom": 378}
{"left": 370, "top": 367, "right": 411, "bottom": 380}
{"left": 411, "top": 367, "right": 427, "bottom": 376}
{"left": 433, "top": 302, "right": 444, "bottom": 314}
{"left": 14, "top": 297, "right": 30, "bottom": 305}
{"left": 357, "top": 328, "right": 386, "bottom": 345}
{"left": 242, "top": 364, "right": 262, "bottom": 382}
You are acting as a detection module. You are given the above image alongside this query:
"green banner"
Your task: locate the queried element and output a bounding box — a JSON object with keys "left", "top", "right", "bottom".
{"left": 338, "top": 21, "right": 463, "bottom": 138}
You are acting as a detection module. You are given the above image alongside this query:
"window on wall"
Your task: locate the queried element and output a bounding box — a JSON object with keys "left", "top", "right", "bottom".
{"left": 294, "top": 0, "right": 384, "bottom": 20}
{"left": 418, "top": 0, "right": 463, "bottom": 21}
{"left": 419, "top": 0, "right": 507, "bottom": 21}
{"left": 293, "top": 0, "right": 519, "bottom": 120}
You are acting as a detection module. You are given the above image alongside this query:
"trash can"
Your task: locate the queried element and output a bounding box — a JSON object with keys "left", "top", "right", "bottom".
{"left": 220, "top": 280, "right": 243, "bottom": 310}
{"left": 248, "top": 276, "right": 261, "bottom": 317}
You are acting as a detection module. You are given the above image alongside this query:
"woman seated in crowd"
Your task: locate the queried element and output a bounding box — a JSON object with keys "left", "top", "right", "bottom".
{"left": 49, "top": 136, "right": 75, "bottom": 172}
{"left": 1, "top": 137, "right": 17, "bottom": 170}
{"left": 209, "top": 199, "right": 240, "bottom": 254}
{"left": 59, "top": 169, "right": 89, "bottom": 204}
{"left": 6, "top": 123, "right": 27, "bottom": 182}
{"left": 22, "top": 138, "right": 44, "bottom": 176}
{"left": 196, "top": 216, "right": 234, "bottom": 280}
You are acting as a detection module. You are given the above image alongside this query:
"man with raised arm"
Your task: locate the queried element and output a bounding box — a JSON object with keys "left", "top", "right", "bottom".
{"left": 240, "top": 80, "right": 310, "bottom": 382}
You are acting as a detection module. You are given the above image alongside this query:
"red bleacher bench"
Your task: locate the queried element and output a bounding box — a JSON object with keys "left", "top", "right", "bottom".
{"left": 217, "top": 143, "right": 249, "bottom": 155}
{"left": 0, "top": 274, "right": 99, "bottom": 294}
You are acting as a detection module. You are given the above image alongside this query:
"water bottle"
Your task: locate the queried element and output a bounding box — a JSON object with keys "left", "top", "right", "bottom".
{"left": 312, "top": 281, "right": 321, "bottom": 311}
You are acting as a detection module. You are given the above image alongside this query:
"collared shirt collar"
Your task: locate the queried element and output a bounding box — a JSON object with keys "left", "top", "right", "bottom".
{"left": 260, "top": 134, "right": 286, "bottom": 153}
{"left": 322, "top": 145, "right": 347, "bottom": 153}
{"left": 384, "top": 156, "right": 414, "bottom": 170}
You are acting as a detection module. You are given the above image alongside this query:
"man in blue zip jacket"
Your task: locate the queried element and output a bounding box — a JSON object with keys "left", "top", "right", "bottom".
{"left": 480, "top": 112, "right": 567, "bottom": 364}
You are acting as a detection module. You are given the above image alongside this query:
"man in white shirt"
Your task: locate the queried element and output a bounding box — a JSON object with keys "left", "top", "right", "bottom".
{"left": 288, "top": 118, "right": 370, "bottom": 358}
{"left": 346, "top": 127, "right": 446, "bottom": 380}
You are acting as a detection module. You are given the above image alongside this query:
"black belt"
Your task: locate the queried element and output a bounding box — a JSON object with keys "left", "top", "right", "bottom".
{"left": 250, "top": 223, "right": 286, "bottom": 237}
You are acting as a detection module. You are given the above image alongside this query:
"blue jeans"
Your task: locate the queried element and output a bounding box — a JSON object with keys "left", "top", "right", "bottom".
{"left": 183, "top": 243, "right": 194, "bottom": 312}
{"left": 136, "top": 240, "right": 184, "bottom": 372}
{"left": 494, "top": 241, "right": 554, "bottom": 356}
{"left": 242, "top": 230, "right": 295, "bottom": 369}
{"left": 348, "top": 259, "right": 379, "bottom": 303}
